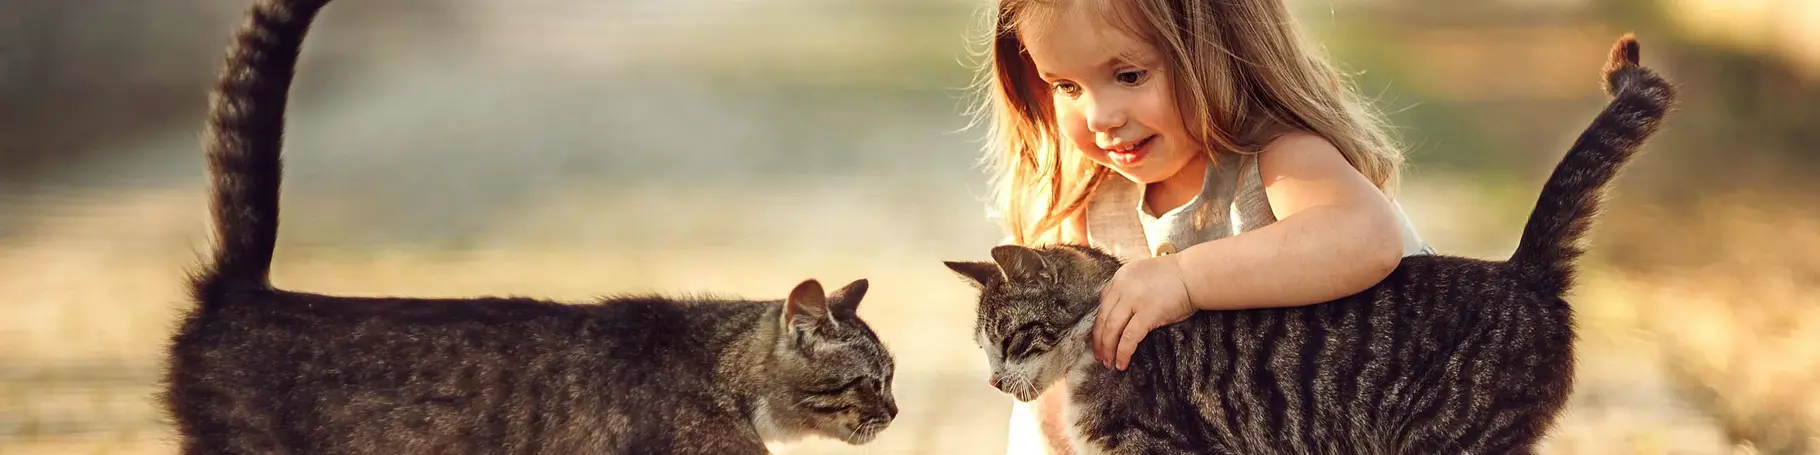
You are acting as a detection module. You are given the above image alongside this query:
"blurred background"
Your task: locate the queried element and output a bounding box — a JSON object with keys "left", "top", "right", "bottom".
{"left": 2, "top": 0, "right": 1816, "bottom": 453}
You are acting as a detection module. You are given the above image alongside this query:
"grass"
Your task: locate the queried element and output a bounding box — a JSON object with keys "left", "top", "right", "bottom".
{"left": 1595, "top": 192, "right": 1820, "bottom": 454}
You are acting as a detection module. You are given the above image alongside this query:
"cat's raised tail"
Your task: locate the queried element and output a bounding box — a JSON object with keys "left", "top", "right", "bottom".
{"left": 193, "top": 0, "right": 333, "bottom": 304}
{"left": 1507, "top": 33, "right": 1676, "bottom": 297}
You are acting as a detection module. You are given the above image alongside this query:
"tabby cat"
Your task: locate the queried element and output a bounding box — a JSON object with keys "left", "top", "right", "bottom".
{"left": 943, "top": 34, "right": 1676, "bottom": 454}
{"left": 160, "top": 0, "right": 897, "bottom": 453}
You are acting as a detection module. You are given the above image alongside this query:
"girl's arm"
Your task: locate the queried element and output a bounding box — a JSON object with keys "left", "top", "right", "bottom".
{"left": 1174, "top": 131, "right": 1405, "bottom": 311}
{"left": 1089, "top": 132, "right": 1406, "bottom": 370}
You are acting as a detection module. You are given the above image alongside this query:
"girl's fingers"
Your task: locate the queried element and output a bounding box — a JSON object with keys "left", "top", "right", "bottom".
{"left": 1114, "top": 312, "right": 1154, "bottom": 371}
{"left": 1094, "top": 282, "right": 1119, "bottom": 334}
{"left": 1091, "top": 285, "right": 1116, "bottom": 362}
{"left": 1094, "top": 295, "right": 1132, "bottom": 367}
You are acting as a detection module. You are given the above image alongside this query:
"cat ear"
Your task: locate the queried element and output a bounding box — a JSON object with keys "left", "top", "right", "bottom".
{"left": 783, "top": 279, "right": 833, "bottom": 333}
{"left": 827, "top": 278, "right": 869, "bottom": 319}
{"left": 943, "top": 261, "right": 1001, "bottom": 289}
{"left": 990, "top": 244, "right": 1052, "bottom": 284}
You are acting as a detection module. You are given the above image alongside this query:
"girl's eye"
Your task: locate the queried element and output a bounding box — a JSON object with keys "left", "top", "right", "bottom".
{"left": 1051, "top": 82, "right": 1081, "bottom": 97}
{"left": 1115, "top": 69, "right": 1148, "bottom": 86}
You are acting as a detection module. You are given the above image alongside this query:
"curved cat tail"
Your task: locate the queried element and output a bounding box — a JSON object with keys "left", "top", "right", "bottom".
{"left": 193, "top": 0, "right": 332, "bottom": 304}
{"left": 1507, "top": 33, "right": 1677, "bottom": 297}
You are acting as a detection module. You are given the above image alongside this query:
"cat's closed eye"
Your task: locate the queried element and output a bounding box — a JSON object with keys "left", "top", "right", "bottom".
{"left": 1004, "top": 330, "right": 1056, "bottom": 358}
{"left": 1024, "top": 334, "right": 1053, "bottom": 356}
{"left": 823, "top": 376, "right": 889, "bottom": 395}
{"left": 805, "top": 377, "right": 863, "bottom": 395}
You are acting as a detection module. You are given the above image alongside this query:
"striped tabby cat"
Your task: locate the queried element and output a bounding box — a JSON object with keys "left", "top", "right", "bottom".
{"left": 161, "top": 0, "right": 896, "bottom": 453}
{"left": 943, "top": 34, "right": 1676, "bottom": 454}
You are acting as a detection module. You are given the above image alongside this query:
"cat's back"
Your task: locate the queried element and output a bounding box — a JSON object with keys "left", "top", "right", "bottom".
{"left": 1373, "top": 254, "right": 1576, "bottom": 338}
{"left": 174, "top": 290, "right": 625, "bottom": 359}
{"left": 174, "top": 289, "right": 750, "bottom": 357}
{"left": 1070, "top": 255, "right": 1575, "bottom": 454}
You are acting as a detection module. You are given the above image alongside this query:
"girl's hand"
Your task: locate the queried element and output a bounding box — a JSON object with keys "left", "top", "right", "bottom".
{"left": 1090, "top": 253, "right": 1196, "bottom": 370}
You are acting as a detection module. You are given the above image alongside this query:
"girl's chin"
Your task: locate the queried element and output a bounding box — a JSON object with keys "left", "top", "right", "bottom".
{"left": 1098, "top": 152, "right": 1199, "bottom": 185}
{"left": 1104, "top": 165, "right": 1173, "bottom": 185}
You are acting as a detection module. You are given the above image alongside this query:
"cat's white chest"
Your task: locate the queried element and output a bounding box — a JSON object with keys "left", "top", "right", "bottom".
{"left": 1062, "top": 361, "right": 1109, "bottom": 455}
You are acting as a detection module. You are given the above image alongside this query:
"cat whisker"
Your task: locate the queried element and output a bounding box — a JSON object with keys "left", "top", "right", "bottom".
{"left": 846, "top": 421, "right": 863, "bottom": 443}
{"left": 1014, "top": 375, "right": 1039, "bottom": 401}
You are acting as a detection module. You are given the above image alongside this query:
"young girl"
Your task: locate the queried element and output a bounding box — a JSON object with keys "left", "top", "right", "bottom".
{"left": 968, "top": 0, "right": 1437, "bottom": 453}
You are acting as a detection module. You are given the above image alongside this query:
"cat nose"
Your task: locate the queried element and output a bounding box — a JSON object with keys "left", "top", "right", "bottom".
{"left": 988, "top": 374, "right": 1001, "bottom": 390}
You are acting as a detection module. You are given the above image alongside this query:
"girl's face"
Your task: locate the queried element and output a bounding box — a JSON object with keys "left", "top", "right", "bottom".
{"left": 1019, "top": 7, "right": 1203, "bottom": 186}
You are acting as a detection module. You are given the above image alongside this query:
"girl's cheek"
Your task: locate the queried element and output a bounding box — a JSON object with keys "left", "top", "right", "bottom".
{"left": 1053, "top": 103, "right": 1081, "bottom": 132}
{"left": 1137, "top": 85, "right": 1181, "bottom": 128}
{"left": 1058, "top": 114, "right": 1103, "bottom": 159}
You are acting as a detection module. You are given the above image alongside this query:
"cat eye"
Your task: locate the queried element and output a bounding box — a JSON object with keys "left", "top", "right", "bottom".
{"left": 804, "top": 376, "right": 863, "bottom": 395}
{"left": 1003, "top": 330, "right": 1055, "bottom": 359}
{"left": 1022, "top": 335, "right": 1053, "bottom": 357}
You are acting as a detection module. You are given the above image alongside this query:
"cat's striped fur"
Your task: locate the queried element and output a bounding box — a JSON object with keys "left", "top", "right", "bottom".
{"left": 161, "top": 0, "right": 897, "bottom": 453}
{"left": 944, "top": 34, "right": 1676, "bottom": 454}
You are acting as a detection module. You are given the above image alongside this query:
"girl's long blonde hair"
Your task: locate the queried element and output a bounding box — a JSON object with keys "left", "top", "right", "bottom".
{"left": 967, "top": 0, "right": 1405, "bottom": 245}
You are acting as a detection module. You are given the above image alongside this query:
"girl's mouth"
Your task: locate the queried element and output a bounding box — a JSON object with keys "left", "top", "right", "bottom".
{"left": 1107, "top": 136, "right": 1155, "bottom": 166}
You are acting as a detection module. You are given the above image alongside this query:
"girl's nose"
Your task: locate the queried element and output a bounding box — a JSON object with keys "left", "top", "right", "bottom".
{"left": 1084, "top": 95, "right": 1127, "bottom": 133}
{"left": 1086, "top": 107, "right": 1126, "bottom": 133}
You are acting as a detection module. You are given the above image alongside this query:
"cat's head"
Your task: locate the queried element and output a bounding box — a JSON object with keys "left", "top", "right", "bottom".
{"left": 761, "top": 278, "right": 897, "bottom": 445}
{"left": 943, "top": 244, "right": 1120, "bottom": 402}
